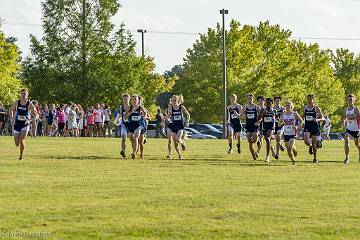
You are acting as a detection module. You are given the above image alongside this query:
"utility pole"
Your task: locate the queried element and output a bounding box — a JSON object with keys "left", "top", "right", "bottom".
{"left": 137, "top": 29, "right": 147, "bottom": 57}
{"left": 220, "top": 9, "right": 229, "bottom": 138}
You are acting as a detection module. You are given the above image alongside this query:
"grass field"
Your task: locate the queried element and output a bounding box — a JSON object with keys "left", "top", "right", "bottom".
{"left": 1, "top": 136, "right": 360, "bottom": 240}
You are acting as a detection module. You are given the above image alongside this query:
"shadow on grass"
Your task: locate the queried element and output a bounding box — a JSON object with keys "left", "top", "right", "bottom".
{"left": 38, "top": 155, "right": 121, "bottom": 160}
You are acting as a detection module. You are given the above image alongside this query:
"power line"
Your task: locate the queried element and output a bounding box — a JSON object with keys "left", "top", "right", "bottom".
{"left": 2, "top": 21, "right": 360, "bottom": 41}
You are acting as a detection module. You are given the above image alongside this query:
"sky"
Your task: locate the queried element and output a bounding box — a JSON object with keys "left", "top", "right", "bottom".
{"left": 1, "top": 0, "right": 360, "bottom": 73}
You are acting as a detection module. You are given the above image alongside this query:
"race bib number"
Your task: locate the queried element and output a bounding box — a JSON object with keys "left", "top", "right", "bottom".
{"left": 231, "top": 114, "right": 238, "bottom": 119}
{"left": 173, "top": 115, "right": 182, "bottom": 121}
{"left": 264, "top": 117, "right": 272, "bottom": 122}
{"left": 17, "top": 115, "right": 27, "bottom": 121}
{"left": 305, "top": 115, "right": 313, "bottom": 121}
{"left": 247, "top": 113, "right": 255, "bottom": 119}
{"left": 131, "top": 116, "right": 140, "bottom": 121}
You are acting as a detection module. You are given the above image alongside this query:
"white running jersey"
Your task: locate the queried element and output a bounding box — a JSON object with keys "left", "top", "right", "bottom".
{"left": 283, "top": 111, "right": 296, "bottom": 136}
{"left": 345, "top": 107, "right": 359, "bottom": 131}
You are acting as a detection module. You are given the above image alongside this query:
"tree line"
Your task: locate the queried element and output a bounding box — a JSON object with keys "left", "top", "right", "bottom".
{"left": 0, "top": 1, "right": 359, "bottom": 131}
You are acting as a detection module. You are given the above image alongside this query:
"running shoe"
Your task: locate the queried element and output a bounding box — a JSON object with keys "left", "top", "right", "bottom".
{"left": 344, "top": 158, "right": 350, "bottom": 164}
{"left": 309, "top": 146, "right": 313, "bottom": 155}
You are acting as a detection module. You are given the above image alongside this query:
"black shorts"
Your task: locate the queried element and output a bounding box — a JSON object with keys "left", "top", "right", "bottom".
{"left": 304, "top": 127, "right": 320, "bottom": 137}
{"left": 169, "top": 123, "right": 184, "bottom": 134}
{"left": 345, "top": 129, "right": 359, "bottom": 139}
{"left": 104, "top": 120, "right": 110, "bottom": 125}
{"left": 127, "top": 123, "right": 141, "bottom": 133}
{"left": 246, "top": 125, "right": 259, "bottom": 133}
{"left": 229, "top": 123, "right": 242, "bottom": 133}
{"left": 262, "top": 128, "right": 274, "bottom": 136}
{"left": 284, "top": 135, "right": 296, "bottom": 142}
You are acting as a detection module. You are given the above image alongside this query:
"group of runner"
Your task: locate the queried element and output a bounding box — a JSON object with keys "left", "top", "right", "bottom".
{"left": 227, "top": 93, "right": 360, "bottom": 164}
{"left": 115, "top": 94, "right": 190, "bottom": 160}
{"left": 7, "top": 89, "right": 360, "bottom": 163}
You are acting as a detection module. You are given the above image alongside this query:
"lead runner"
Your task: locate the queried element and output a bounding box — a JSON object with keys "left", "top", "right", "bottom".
{"left": 9, "top": 89, "right": 38, "bottom": 160}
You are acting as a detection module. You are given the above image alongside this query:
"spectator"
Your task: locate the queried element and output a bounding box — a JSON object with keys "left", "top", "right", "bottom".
{"left": 0, "top": 102, "right": 6, "bottom": 135}
{"left": 323, "top": 115, "right": 331, "bottom": 140}
{"left": 155, "top": 108, "right": 166, "bottom": 138}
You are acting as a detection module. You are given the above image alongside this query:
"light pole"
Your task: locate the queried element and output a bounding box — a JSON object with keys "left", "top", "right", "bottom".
{"left": 220, "top": 9, "right": 228, "bottom": 139}
{"left": 137, "top": 29, "right": 147, "bottom": 57}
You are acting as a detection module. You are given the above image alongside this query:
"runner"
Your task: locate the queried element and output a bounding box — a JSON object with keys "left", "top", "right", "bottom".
{"left": 9, "top": 89, "right": 38, "bottom": 160}
{"left": 244, "top": 93, "right": 262, "bottom": 160}
{"left": 303, "top": 94, "right": 324, "bottom": 163}
{"left": 166, "top": 95, "right": 190, "bottom": 160}
{"left": 227, "top": 94, "right": 243, "bottom": 154}
{"left": 259, "top": 98, "right": 277, "bottom": 162}
{"left": 256, "top": 95, "right": 266, "bottom": 155}
{"left": 279, "top": 101, "right": 303, "bottom": 164}
{"left": 343, "top": 94, "right": 360, "bottom": 164}
{"left": 273, "top": 96, "right": 285, "bottom": 159}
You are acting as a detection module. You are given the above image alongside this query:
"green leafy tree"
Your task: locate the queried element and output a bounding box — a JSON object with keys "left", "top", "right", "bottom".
{"left": 0, "top": 28, "right": 22, "bottom": 106}
{"left": 22, "top": 0, "right": 172, "bottom": 112}
{"left": 173, "top": 20, "right": 344, "bottom": 123}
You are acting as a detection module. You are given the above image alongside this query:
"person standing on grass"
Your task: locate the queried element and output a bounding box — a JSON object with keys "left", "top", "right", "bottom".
{"left": 47, "top": 104, "right": 56, "bottom": 136}
{"left": 103, "top": 105, "right": 111, "bottom": 137}
{"left": 155, "top": 108, "right": 166, "bottom": 138}
{"left": 0, "top": 102, "right": 6, "bottom": 135}
{"left": 9, "top": 89, "right": 38, "bottom": 160}
{"left": 303, "top": 94, "right": 325, "bottom": 163}
{"left": 273, "top": 96, "right": 285, "bottom": 159}
{"left": 113, "top": 94, "right": 131, "bottom": 159}
{"left": 86, "top": 107, "right": 95, "bottom": 137}
{"left": 343, "top": 94, "right": 360, "bottom": 164}
{"left": 323, "top": 114, "right": 331, "bottom": 140}
{"left": 259, "top": 98, "right": 277, "bottom": 162}
{"left": 56, "top": 104, "right": 66, "bottom": 137}
{"left": 125, "top": 95, "right": 148, "bottom": 160}
{"left": 68, "top": 104, "right": 78, "bottom": 138}
{"left": 279, "top": 101, "right": 303, "bottom": 164}
{"left": 227, "top": 93, "right": 243, "bottom": 154}
{"left": 93, "top": 103, "right": 104, "bottom": 137}
{"left": 166, "top": 95, "right": 190, "bottom": 160}
{"left": 256, "top": 95, "right": 266, "bottom": 156}
{"left": 244, "top": 93, "right": 261, "bottom": 160}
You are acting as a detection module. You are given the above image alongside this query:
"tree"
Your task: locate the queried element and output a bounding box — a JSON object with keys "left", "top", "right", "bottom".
{"left": 173, "top": 20, "right": 344, "bottom": 123}
{"left": 22, "top": 0, "right": 172, "bottom": 113}
{"left": 331, "top": 48, "right": 360, "bottom": 97}
{"left": 0, "top": 28, "right": 22, "bottom": 106}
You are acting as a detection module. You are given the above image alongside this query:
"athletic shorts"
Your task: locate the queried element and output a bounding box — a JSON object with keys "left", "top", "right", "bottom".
{"left": 95, "top": 122, "right": 102, "bottom": 125}
{"left": 13, "top": 125, "right": 30, "bottom": 134}
{"left": 104, "top": 120, "right": 110, "bottom": 125}
{"left": 246, "top": 125, "right": 259, "bottom": 133}
{"left": 127, "top": 123, "right": 143, "bottom": 133}
{"left": 345, "top": 129, "right": 359, "bottom": 139}
{"left": 284, "top": 135, "right": 296, "bottom": 142}
{"left": 304, "top": 127, "right": 320, "bottom": 137}
{"left": 262, "top": 128, "right": 274, "bottom": 136}
{"left": 169, "top": 123, "right": 184, "bottom": 134}
{"left": 228, "top": 124, "right": 242, "bottom": 133}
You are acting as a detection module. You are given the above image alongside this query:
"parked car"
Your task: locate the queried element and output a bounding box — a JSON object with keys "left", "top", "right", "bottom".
{"left": 189, "top": 123, "right": 223, "bottom": 139}
{"left": 328, "top": 133, "right": 344, "bottom": 140}
{"left": 184, "top": 127, "right": 217, "bottom": 139}
{"left": 211, "top": 124, "right": 223, "bottom": 131}
{"left": 145, "top": 124, "right": 157, "bottom": 138}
